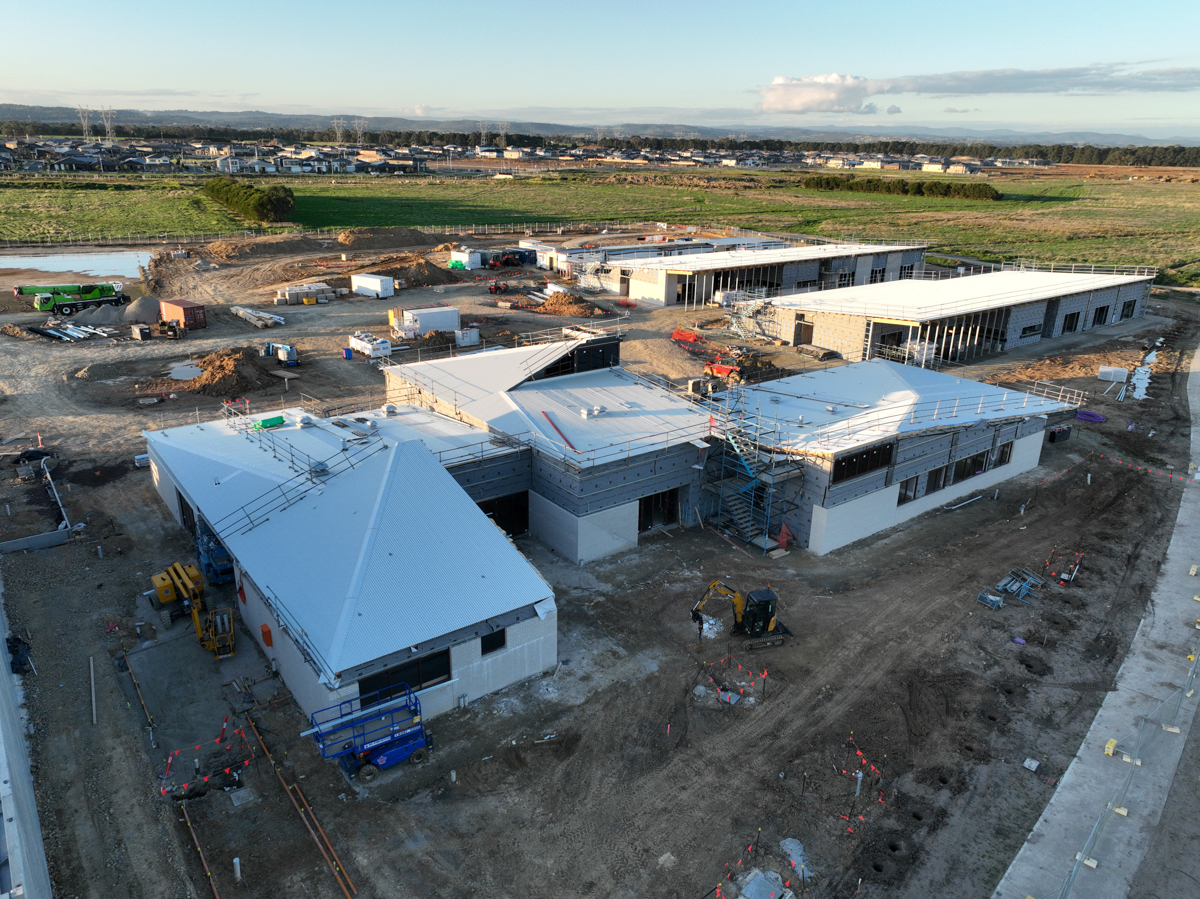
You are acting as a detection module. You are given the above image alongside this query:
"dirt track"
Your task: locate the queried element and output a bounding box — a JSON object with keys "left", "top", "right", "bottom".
{"left": 1, "top": 237, "right": 1198, "bottom": 898}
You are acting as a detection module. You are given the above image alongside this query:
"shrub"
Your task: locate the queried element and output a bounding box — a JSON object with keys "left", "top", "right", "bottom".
{"left": 202, "top": 177, "right": 294, "bottom": 222}
{"left": 801, "top": 174, "right": 1001, "bottom": 201}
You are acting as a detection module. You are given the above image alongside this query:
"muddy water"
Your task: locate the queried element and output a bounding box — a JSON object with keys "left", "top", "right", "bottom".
{"left": 0, "top": 250, "right": 152, "bottom": 279}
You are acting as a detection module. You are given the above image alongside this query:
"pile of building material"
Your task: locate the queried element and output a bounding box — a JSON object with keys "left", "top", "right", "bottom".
{"left": 231, "top": 306, "right": 285, "bottom": 329}
{"left": 29, "top": 321, "right": 124, "bottom": 342}
{"left": 275, "top": 282, "right": 337, "bottom": 306}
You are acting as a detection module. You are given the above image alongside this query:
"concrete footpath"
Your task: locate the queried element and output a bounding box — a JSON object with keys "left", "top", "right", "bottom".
{"left": 994, "top": 343, "right": 1200, "bottom": 899}
{"left": 0, "top": 569, "right": 53, "bottom": 899}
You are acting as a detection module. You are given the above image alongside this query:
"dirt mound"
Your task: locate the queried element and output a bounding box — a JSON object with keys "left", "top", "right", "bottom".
{"left": 538, "top": 292, "right": 607, "bottom": 318}
{"left": 433, "top": 242, "right": 458, "bottom": 252}
{"left": 203, "top": 232, "right": 333, "bottom": 262}
{"left": 0, "top": 323, "right": 33, "bottom": 340}
{"left": 137, "top": 347, "right": 272, "bottom": 398}
{"left": 72, "top": 294, "right": 161, "bottom": 326}
{"left": 336, "top": 227, "right": 438, "bottom": 251}
{"left": 373, "top": 254, "right": 462, "bottom": 288}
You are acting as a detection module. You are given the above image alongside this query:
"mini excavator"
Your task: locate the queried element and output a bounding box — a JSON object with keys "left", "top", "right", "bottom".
{"left": 691, "top": 579, "right": 790, "bottom": 651}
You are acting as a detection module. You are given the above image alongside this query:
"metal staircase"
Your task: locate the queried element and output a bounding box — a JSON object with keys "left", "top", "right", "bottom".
{"left": 705, "top": 392, "right": 803, "bottom": 551}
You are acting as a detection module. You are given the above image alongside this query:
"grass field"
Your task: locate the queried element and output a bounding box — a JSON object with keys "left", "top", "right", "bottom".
{"left": 1, "top": 171, "right": 1198, "bottom": 284}
{"left": 0, "top": 180, "right": 243, "bottom": 243}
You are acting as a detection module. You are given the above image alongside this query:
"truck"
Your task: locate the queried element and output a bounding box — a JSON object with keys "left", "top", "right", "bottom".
{"left": 14, "top": 282, "right": 131, "bottom": 316}
{"left": 309, "top": 684, "right": 428, "bottom": 782}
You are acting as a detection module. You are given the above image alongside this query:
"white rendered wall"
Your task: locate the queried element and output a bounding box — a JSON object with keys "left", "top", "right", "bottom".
{"left": 854, "top": 255, "right": 872, "bottom": 286}
{"left": 235, "top": 564, "right": 353, "bottom": 719}
{"left": 418, "top": 610, "right": 558, "bottom": 718}
{"left": 627, "top": 270, "right": 668, "bottom": 306}
{"left": 808, "top": 430, "right": 1043, "bottom": 555}
{"left": 529, "top": 491, "right": 639, "bottom": 564}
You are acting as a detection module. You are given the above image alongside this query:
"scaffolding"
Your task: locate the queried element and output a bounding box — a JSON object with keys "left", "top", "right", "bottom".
{"left": 703, "top": 389, "right": 804, "bottom": 550}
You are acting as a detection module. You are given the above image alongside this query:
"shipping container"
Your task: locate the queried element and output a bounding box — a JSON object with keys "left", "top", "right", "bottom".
{"left": 159, "top": 299, "right": 207, "bottom": 329}
{"left": 351, "top": 274, "right": 394, "bottom": 299}
{"left": 402, "top": 306, "right": 460, "bottom": 333}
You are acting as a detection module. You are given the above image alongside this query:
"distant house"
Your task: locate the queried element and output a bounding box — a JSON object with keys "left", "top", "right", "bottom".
{"left": 242, "top": 158, "right": 277, "bottom": 173}
{"left": 214, "top": 155, "right": 243, "bottom": 173}
{"left": 143, "top": 154, "right": 173, "bottom": 167}
{"left": 946, "top": 163, "right": 980, "bottom": 175}
{"left": 921, "top": 162, "right": 949, "bottom": 173}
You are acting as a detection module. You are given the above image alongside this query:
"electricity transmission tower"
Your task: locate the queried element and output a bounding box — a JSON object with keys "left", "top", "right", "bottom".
{"left": 331, "top": 117, "right": 346, "bottom": 143}
{"left": 498, "top": 122, "right": 510, "bottom": 147}
{"left": 99, "top": 107, "right": 116, "bottom": 141}
{"left": 352, "top": 117, "right": 368, "bottom": 145}
{"left": 76, "top": 106, "right": 92, "bottom": 140}
{"left": 477, "top": 121, "right": 490, "bottom": 145}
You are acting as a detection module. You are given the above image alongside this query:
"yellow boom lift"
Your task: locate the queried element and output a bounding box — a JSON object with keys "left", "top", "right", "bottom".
{"left": 691, "top": 580, "right": 790, "bottom": 651}
{"left": 151, "top": 562, "right": 236, "bottom": 659}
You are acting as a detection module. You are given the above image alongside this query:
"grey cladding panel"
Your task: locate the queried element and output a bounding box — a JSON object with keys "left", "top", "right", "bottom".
{"left": 896, "top": 433, "right": 953, "bottom": 463}
{"left": 825, "top": 468, "right": 889, "bottom": 506}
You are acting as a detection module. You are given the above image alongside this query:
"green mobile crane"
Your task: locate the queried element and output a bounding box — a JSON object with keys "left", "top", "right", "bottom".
{"left": 13, "top": 282, "right": 131, "bottom": 316}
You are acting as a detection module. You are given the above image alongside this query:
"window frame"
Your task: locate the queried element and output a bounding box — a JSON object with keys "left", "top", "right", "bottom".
{"left": 831, "top": 441, "right": 896, "bottom": 485}
{"left": 898, "top": 263, "right": 914, "bottom": 280}
{"left": 481, "top": 629, "right": 506, "bottom": 655}
{"left": 995, "top": 441, "right": 1014, "bottom": 467}
{"left": 897, "top": 476, "right": 919, "bottom": 505}
{"left": 358, "top": 648, "right": 452, "bottom": 706}
{"left": 1019, "top": 323, "right": 1042, "bottom": 339}
{"left": 1061, "top": 311, "right": 1080, "bottom": 333}
{"left": 926, "top": 465, "right": 948, "bottom": 494}
{"left": 1091, "top": 305, "right": 1110, "bottom": 327}
{"left": 869, "top": 266, "right": 887, "bottom": 284}
{"left": 1120, "top": 299, "right": 1136, "bottom": 320}
{"left": 952, "top": 451, "right": 990, "bottom": 483}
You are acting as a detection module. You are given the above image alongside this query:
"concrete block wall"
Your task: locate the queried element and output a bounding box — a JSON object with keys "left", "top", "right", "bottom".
{"left": 1005, "top": 301, "right": 1049, "bottom": 349}
{"left": 808, "top": 430, "right": 1043, "bottom": 554}
{"left": 420, "top": 610, "right": 558, "bottom": 718}
{"left": 812, "top": 312, "right": 870, "bottom": 360}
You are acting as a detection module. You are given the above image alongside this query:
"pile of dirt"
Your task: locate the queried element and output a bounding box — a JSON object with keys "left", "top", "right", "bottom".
{"left": 986, "top": 342, "right": 1145, "bottom": 383}
{"left": 372, "top": 254, "right": 462, "bottom": 288}
{"left": 203, "top": 232, "right": 330, "bottom": 262}
{"left": 336, "top": 227, "right": 437, "bottom": 251}
{"left": 537, "top": 292, "right": 607, "bottom": 318}
{"left": 136, "top": 347, "right": 272, "bottom": 398}
{"left": 0, "top": 323, "right": 33, "bottom": 340}
{"left": 433, "top": 242, "right": 458, "bottom": 252}
{"left": 72, "top": 294, "right": 161, "bottom": 326}
{"left": 393, "top": 331, "right": 457, "bottom": 350}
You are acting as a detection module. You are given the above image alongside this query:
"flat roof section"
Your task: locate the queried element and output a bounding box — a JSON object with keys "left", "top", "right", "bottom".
{"left": 772, "top": 269, "right": 1152, "bottom": 322}
{"left": 623, "top": 243, "right": 924, "bottom": 273}
{"left": 506, "top": 368, "right": 713, "bottom": 461}
{"left": 730, "top": 359, "right": 1074, "bottom": 453}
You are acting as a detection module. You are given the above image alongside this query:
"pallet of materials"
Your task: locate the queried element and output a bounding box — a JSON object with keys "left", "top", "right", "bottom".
{"left": 275, "top": 282, "right": 336, "bottom": 306}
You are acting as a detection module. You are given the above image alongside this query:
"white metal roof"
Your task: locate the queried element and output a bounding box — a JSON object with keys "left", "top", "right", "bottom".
{"left": 772, "top": 269, "right": 1152, "bottom": 322}
{"left": 506, "top": 368, "right": 713, "bottom": 463}
{"left": 623, "top": 243, "right": 924, "bottom": 273}
{"left": 729, "top": 360, "right": 1073, "bottom": 453}
{"left": 391, "top": 340, "right": 588, "bottom": 426}
{"left": 143, "top": 409, "right": 552, "bottom": 682}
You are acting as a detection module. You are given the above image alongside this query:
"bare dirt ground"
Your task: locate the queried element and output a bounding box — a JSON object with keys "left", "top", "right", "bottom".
{"left": 1, "top": 235, "right": 1198, "bottom": 898}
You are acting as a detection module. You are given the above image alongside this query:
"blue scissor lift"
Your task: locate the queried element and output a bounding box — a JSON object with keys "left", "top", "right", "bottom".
{"left": 310, "top": 684, "right": 428, "bottom": 782}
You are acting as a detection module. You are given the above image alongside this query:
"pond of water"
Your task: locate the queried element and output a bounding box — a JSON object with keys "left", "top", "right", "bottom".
{"left": 0, "top": 251, "right": 153, "bottom": 279}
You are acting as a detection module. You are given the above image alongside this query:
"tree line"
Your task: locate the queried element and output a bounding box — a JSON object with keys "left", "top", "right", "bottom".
{"left": 801, "top": 174, "right": 1003, "bottom": 200}
{"left": 5, "top": 118, "right": 1199, "bottom": 167}
{"left": 202, "top": 177, "right": 294, "bottom": 222}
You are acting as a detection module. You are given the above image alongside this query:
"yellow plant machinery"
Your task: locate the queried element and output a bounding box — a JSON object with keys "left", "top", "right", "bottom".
{"left": 151, "top": 562, "right": 235, "bottom": 659}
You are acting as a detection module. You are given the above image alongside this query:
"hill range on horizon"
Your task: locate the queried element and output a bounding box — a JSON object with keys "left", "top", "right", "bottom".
{"left": 2, "top": 103, "right": 1197, "bottom": 148}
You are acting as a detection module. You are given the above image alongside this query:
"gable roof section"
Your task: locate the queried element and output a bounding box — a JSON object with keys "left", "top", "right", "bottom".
{"left": 392, "top": 340, "right": 588, "bottom": 428}
{"left": 145, "top": 426, "right": 552, "bottom": 682}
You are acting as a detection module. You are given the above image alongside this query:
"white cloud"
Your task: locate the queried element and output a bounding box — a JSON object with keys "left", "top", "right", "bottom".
{"left": 761, "top": 65, "right": 1200, "bottom": 114}
{"left": 886, "top": 105, "right": 902, "bottom": 115}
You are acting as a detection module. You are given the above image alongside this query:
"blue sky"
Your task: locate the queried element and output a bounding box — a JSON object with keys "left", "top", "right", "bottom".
{"left": 4, "top": 0, "right": 1200, "bottom": 138}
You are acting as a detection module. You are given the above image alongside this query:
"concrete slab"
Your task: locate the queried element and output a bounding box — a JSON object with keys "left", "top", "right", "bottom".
{"left": 993, "top": 341, "right": 1200, "bottom": 899}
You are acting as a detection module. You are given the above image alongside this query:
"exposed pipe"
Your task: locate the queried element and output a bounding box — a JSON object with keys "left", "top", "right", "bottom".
{"left": 180, "top": 801, "right": 222, "bottom": 899}
{"left": 295, "top": 783, "right": 357, "bottom": 895}
{"left": 41, "top": 457, "right": 70, "bottom": 529}
{"left": 245, "top": 715, "right": 354, "bottom": 899}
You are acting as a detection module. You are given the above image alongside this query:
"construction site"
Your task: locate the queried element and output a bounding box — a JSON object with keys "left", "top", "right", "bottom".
{"left": 1, "top": 221, "right": 1199, "bottom": 899}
